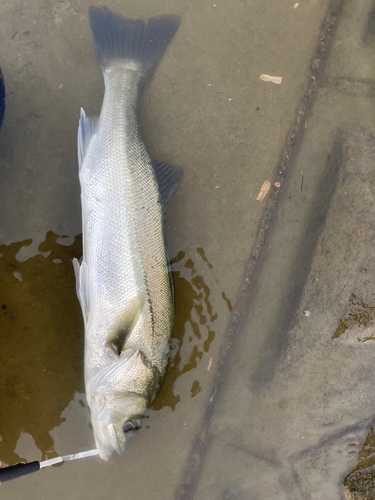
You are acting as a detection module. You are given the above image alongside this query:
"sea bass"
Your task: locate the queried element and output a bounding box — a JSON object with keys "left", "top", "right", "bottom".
{"left": 73, "top": 7, "right": 181, "bottom": 459}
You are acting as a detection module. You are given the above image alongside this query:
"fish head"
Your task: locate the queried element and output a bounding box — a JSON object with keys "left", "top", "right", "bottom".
{"left": 86, "top": 349, "right": 153, "bottom": 461}
{"left": 93, "top": 393, "right": 148, "bottom": 460}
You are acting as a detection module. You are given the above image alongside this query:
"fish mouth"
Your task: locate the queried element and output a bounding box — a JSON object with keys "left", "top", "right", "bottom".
{"left": 99, "top": 448, "right": 114, "bottom": 462}
{"left": 85, "top": 357, "right": 149, "bottom": 459}
{"left": 105, "top": 423, "right": 125, "bottom": 455}
{"left": 92, "top": 416, "right": 126, "bottom": 458}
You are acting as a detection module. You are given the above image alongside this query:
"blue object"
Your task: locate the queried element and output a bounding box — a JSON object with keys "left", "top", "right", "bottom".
{"left": 0, "top": 461, "right": 40, "bottom": 483}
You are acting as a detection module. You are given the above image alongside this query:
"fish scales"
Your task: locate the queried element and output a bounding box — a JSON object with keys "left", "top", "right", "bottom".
{"left": 73, "top": 7, "right": 181, "bottom": 458}
{"left": 83, "top": 70, "right": 171, "bottom": 375}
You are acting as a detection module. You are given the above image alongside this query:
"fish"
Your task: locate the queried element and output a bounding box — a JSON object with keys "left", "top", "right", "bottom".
{"left": 0, "top": 68, "right": 5, "bottom": 131}
{"left": 72, "top": 6, "right": 182, "bottom": 460}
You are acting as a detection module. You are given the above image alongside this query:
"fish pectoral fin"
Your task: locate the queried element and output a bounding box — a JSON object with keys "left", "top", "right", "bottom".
{"left": 77, "top": 107, "right": 99, "bottom": 171}
{"left": 152, "top": 160, "right": 183, "bottom": 213}
{"left": 106, "top": 294, "right": 147, "bottom": 356}
{"left": 73, "top": 258, "right": 90, "bottom": 326}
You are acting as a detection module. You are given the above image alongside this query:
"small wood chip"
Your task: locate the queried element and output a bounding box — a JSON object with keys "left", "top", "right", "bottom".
{"left": 207, "top": 357, "right": 213, "bottom": 371}
{"left": 259, "top": 74, "right": 282, "bottom": 85}
{"left": 256, "top": 180, "right": 271, "bottom": 202}
{"left": 274, "top": 182, "right": 281, "bottom": 188}
{"left": 312, "top": 59, "right": 320, "bottom": 69}
{"left": 297, "top": 116, "right": 300, "bottom": 124}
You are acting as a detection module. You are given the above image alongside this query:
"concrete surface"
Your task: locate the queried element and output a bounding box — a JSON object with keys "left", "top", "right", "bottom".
{"left": 1, "top": 0, "right": 375, "bottom": 499}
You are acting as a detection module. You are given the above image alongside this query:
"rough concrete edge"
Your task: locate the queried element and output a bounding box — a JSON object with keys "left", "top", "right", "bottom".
{"left": 251, "top": 130, "right": 344, "bottom": 386}
{"left": 174, "top": 0, "right": 345, "bottom": 498}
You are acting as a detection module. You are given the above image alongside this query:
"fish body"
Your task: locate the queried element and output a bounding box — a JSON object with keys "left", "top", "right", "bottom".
{"left": 73, "top": 7, "right": 181, "bottom": 458}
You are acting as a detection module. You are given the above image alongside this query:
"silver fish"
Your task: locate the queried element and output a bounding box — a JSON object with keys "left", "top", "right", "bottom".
{"left": 73, "top": 6, "right": 181, "bottom": 460}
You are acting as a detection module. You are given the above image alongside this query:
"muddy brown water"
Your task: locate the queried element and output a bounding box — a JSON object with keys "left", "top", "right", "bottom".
{"left": 0, "top": 233, "right": 224, "bottom": 467}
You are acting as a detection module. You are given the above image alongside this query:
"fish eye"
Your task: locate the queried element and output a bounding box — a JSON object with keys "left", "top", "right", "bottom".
{"left": 123, "top": 420, "right": 141, "bottom": 433}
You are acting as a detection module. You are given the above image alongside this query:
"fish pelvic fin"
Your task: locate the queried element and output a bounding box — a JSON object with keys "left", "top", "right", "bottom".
{"left": 88, "top": 7, "right": 180, "bottom": 79}
{"left": 73, "top": 258, "right": 90, "bottom": 327}
{"left": 77, "top": 107, "right": 99, "bottom": 171}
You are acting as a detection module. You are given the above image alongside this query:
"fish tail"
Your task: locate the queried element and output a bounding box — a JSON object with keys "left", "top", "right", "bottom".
{"left": 88, "top": 7, "right": 180, "bottom": 78}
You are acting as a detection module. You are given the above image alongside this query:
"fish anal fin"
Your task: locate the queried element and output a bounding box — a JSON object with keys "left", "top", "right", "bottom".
{"left": 77, "top": 107, "right": 99, "bottom": 171}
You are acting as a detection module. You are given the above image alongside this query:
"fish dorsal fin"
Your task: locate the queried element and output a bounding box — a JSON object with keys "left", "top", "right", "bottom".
{"left": 106, "top": 294, "right": 147, "bottom": 356}
{"left": 152, "top": 160, "right": 183, "bottom": 212}
{"left": 152, "top": 161, "right": 182, "bottom": 301}
{"left": 73, "top": 258, "right": 90, "bottom": 327}
{"left": 77, "top": 107, "right": 99, "bottom": 171}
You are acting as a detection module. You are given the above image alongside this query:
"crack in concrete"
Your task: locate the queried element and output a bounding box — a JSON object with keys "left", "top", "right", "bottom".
{"left": 174, "top": 0, "right": 345, "bottom": 498}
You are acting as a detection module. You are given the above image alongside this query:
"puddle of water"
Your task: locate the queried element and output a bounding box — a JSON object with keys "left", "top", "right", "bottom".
{"left": 197, "top": 247, "right": 213, "bottom": 269}
{"left": 152, "top": 249, "right": 220, "bottom": 411}
{"left": 348, "top": 427, "right": 375, "bottom": 473}
{"left": 0, "top": 231, "right": 84, "bottom": 465}
{"left": 222, "top": 291, "right": 232, "bottom": 311}
{"left": 333, "top": 293, "right": 375, "bottom": 340}
{"left": 344, "top": 427, "right": 375, "bottom": 499}
{"left": 0, "top": 236, "right": 225, "bottom": 466}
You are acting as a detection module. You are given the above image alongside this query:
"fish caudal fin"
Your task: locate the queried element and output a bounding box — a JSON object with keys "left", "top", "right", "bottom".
{"left": 88, "top": 7, "right": 180, "bottom": 78}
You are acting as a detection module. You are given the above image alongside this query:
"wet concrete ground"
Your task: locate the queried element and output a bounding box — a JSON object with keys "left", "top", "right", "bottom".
{"left": 1, "top": 0, "right": 375, "bottom": 498}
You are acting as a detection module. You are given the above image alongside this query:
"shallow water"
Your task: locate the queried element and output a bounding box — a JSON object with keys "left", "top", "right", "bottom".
{"left": 0, "top": 235, "right": 223, "bottom": 463}
{"left": 2, "top": 0, "right": 375, "bottom": 499}
{"left": 0, "top": 232, "right": 84, "bottom": 464}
